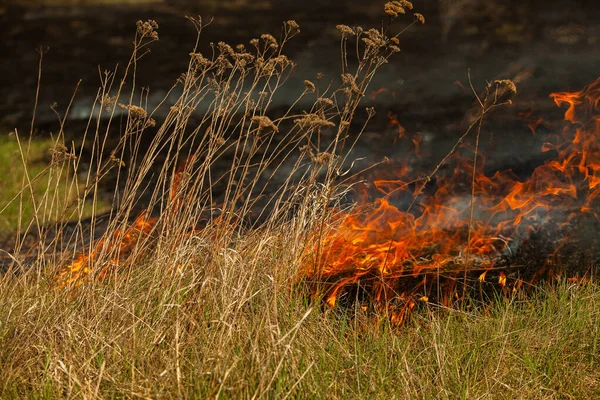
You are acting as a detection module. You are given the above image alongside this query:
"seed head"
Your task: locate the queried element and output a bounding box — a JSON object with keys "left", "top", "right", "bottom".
{"left": 136, "top": 20, "right": 159, "bottom": 40}
{"left": 294, "top": 113, "right": 336, "bottom": 129}
{"left": 316, "top": 97, "right": 335, "bottom": 107}
{"left": 495, "top": 79, "right": 517, "bottom": 94}
{"left": 217, "top": 42, "right": 234, "bottom": 56}
{"left": 119, "top": 104, "right": 147, "bottom": 119}
{"left": 285, "top": 20, "right": 300, "bottom": 35}
{"left": 384, "top": 1, "right": 406, "bottom": 18}
{"left": 341, "top": 73, "right": 362, "bottom": 95}
{"left": 336, "top": 24, "right": 355, "bottom": 38}
{"left": 190, "top": 52, "right": 212, "bottom": 68}
{"left": 260, "top": 33, "right": 278, "bottom": 49}
{"left": 304, "top": 80, "right": 316, "bottom": 93}
{"left": 251, "top": 115, "right": 278, "bottom": 134}
{"left": 99, "top": 94, "right": 116, "bottom": 111}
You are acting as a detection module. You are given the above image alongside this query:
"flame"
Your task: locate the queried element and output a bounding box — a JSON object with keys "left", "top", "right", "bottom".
{"left": 303, "top": 78, "right": 600, "bottom": 322}
{"left": 370, "top": 88, "right": 389, "bottom": 100}
{"left": 369, "top": 87, "right": 397, "bottom": 101}
{"left": 387, "top": 111, "right": 406, "bottom": 140}
{"left": 57, "top": 213, "right": 157, "bottom": 287}
{"left": 57, "top": 157, "right": 197, "bottom": 287}
{"left": 519, "top": 109, "right": 544, "bottom": 134}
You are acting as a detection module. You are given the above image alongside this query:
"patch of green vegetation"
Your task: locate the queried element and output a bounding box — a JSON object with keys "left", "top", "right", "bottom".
{"left": 0, "top": 134, "right": 108, "bottom": 235}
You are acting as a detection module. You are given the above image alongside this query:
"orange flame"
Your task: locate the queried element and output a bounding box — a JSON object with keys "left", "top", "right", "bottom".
{"left": 57, "top": 213, "right": 157, "bottom": 287}
{"left": 519, "top": 109, "right": 544, "bottom": 134}
{"left": 57, "top": 157, "right": 197, "bottom": 287}
{"left": 303, "top": 77, "right": 600, "bottom": 322}
{"left": 387, "top": 111, "right": 406, "bottom": 140}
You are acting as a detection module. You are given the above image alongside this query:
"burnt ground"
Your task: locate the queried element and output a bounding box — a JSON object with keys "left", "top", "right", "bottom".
{"left": 3, "top": 1, "right": 600, "bottom": 170}
{"left": 2, "top": 0, "right": 600, "bottom": 270}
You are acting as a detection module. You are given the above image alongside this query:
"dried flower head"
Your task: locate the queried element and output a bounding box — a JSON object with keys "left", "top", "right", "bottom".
{"left": 251, "top": 115, "right": 278, "bottom": 134}
{"left": 260, "top": 33, "right": 278, "bottom": 49}
{"left": 300, "top": 144, "right": 334, "bottom": 166}
{"left": 414, "top": 13, "right": 425, "bottom": 24}
{"left": 336, "top": 24, "right": 355, "bottom": 38}
{"left": 314, "top": 152, "right": 333, "bottom": 166}
{"left": 271, "top": 55, "right": 293, "bottom": 68}
{"left": 136, "top": 20, "right": 159, "bottom": 40}
{"left": 316, "top": 97, "right": 335, "bottom": 107}
{"left": 110, "top": 155, "right": 126, "bottom": 167}
{"left": 119, "top": 104, "right": 147, "bottom": 119}
{"left": 215, "top": 56, "right": 233, "bottom": 74}
{"left": 384, "top": 1, "right": 406, "bottom": 18}
{"left": 99, "top": 94, "right": 116, "bottom": 111}
{"left": 341, "top": 73, "right": 362, "bottom": 95}
{"left": 401, "top": 1, "right": 414, "bottom": 10}
{"left": 304, "top": 80, "right": 316, "bottom": 93}
{"left": 362, "top": 28, "right": 386, "bottom": 49}
{"left": 145, "top": 118, "right": 156, "bottom": 128}
{"left": 50, "top": 143, "right": 76, "bottom": 165}
{"left": 190, "top": 52, "right": 212, "bottom": 68}
{"left": 285, "top": 20, "right": 300, "bottom": 34}
{"left": 495, "top": 79, "right": 518, "bottom": 94}
{"left": 232, "top": 52, "right": 255, "bottom": 68}
{"left": 217, "top": 41, "right": 234, "bottom": 56}
{"left": 294, "top": 113, "right": 336, "bottom": 129}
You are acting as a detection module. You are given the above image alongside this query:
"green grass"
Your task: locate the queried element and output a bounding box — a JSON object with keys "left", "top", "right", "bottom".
{"left": 0, "top": 135, "right": 62, "bottom": 234}
{"left": 0, "top": 134, "right": 108, "bottom": 235}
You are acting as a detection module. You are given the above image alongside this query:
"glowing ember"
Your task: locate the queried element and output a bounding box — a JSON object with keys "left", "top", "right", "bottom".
{"left": 303, "top": 78, "right": 600, "bottom": 320}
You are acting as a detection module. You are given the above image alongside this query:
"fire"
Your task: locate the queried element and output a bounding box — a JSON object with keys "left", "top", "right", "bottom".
{"left": 57, "top": 213, "right": 157, "bottom": 287}
{"left": 519, "top": 109, "right": 544, "bottom": 134}
{"left": 387, "top": 111, "right": 406, "bottom": 140}
{"left": 303, "top": 78, "right": 600, "bottom": 321}
{"left": 57, "top": 156, "right": 200, "bottom": 287}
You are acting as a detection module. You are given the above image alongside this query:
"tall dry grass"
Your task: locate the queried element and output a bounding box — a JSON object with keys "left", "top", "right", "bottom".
{"left": 1, "top": 3, "right": 599, "bottom": 398}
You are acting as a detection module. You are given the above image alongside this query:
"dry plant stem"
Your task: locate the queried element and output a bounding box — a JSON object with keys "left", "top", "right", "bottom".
{"left": 13, "top": 48, "right": 45, "bottom": 258}
{"left": 463, "top": 72, "right": 488, "bottom": 301}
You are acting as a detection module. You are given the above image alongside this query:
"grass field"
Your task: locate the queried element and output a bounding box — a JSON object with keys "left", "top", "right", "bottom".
{"left": 1, "top": 2, "right": 599, "bottom": 398}
{"left": 1, "top": 253, "right": 598, "bottom": 398}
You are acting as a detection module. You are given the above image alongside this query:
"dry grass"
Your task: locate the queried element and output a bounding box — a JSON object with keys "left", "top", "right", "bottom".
{"left": 1, "top": 4, "right": 599, "bottom": 398}
{"left": 2, "top": 234, "right": 600, "bottom": 398}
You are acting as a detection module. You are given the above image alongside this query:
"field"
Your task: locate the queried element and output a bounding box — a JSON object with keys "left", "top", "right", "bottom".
{"left": 1, "top": 1, "right": 599, "bottom": 398}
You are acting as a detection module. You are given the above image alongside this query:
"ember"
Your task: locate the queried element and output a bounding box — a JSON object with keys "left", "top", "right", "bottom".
{"left": 303, "top": 78, "right": 600, "bottom": 323}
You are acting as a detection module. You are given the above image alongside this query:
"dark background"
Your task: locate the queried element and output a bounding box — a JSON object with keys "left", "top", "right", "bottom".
{"left": 2, "top": 0, "right": 600, "bottom": 182}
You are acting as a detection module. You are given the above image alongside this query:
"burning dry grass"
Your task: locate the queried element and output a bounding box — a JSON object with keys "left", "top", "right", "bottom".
{"left": 1, "top": 248, "right": 599, "bottom": 398}
{"left": 1, "top": 2, "right": 600, "bottom": 397}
